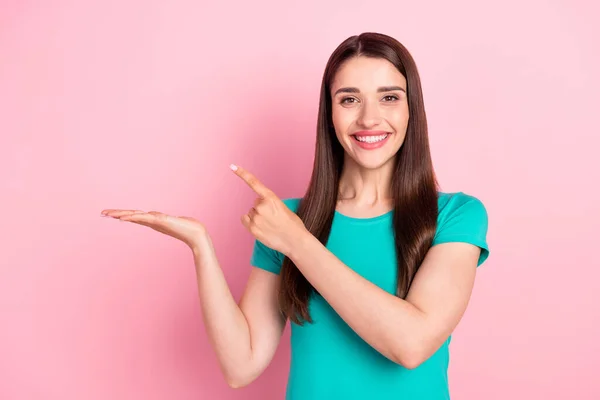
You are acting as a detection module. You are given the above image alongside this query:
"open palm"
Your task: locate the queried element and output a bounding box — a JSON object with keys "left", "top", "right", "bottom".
{"left": 100, "top": 209, "right": 207, "bottom": 250}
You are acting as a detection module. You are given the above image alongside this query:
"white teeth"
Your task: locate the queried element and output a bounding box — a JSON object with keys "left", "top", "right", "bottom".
{"left": 355, "top": 134, "right": 389, "bottom": 143}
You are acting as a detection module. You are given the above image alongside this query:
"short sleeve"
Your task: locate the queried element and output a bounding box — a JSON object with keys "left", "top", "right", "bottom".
{"left": 432, "top": 193, "right": 490, "bottom": 267}
{"left": 250, "top": 238, "right": 284, "bottom": 275}
{"left": 248, "top": 197, "right": 302, "bottom": 275}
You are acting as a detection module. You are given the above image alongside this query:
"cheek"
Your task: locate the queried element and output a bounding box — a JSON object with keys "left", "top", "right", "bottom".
{"left": 387, "top": 106, "right": 409, "bottom": 129}
{"left": 331, "top": 108, "right": 352, "bottom": 136}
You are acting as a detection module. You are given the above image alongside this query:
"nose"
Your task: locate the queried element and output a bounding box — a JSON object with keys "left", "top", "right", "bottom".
{"left": 357, "top": 100, "right": 382, "bottom": 128}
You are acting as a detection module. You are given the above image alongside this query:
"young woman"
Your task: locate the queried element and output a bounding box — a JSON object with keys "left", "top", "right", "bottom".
{"left": 101, "top": 32, "right": 490, "bottom": 399}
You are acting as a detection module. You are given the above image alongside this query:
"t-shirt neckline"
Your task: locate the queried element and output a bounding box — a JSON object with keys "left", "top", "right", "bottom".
{"left": 333, "top": 208, "right": 394, "bottom": 223}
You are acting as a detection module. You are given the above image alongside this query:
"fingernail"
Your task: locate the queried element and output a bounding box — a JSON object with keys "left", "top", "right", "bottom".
{"left": 229, "top": 164, "right": 238, "bottom": 171}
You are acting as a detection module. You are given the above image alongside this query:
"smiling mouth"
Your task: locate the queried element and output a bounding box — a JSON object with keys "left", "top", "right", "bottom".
{"left": 352, "top": 133, "right": 391, "bottom": 143}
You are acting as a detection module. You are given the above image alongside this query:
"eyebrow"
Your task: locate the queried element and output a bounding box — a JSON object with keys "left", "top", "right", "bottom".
{"left": 333, "top": 86, "right": 406, "bottom": 96}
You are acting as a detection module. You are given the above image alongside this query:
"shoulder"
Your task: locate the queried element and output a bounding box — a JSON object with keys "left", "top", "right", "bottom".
{"left": 437, "top": 191, "right": 487, "bottom": 219}
{"left": 249, "top": 197, "right": 302, "bottom": 275}
{"left": 434, "top": 191, "right": 489, "bottom": 241}
{"left": 281, "top": 197, "right": 302, "bottom": 213}
{"left": 434, "top": 191, "right": 490, "bottom": 266}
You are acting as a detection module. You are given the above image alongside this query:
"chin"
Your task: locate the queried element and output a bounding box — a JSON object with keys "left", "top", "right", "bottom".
{"left": 349, "top": 153, "right": 397, "bottom": 170}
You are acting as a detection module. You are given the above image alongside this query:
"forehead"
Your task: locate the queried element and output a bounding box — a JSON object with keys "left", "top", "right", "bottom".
{"left": 331, "top": 56, "right": 406, "bottom": 91}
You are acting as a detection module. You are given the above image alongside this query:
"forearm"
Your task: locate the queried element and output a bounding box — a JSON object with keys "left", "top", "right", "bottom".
{"left": 289, "top": 232, "right": 429, "bottom": 368}
{"left": 192, "top": 238, "right": 254, "bottom": 384}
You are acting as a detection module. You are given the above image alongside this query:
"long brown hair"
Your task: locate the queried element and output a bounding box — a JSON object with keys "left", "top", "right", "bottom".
{"left": 279, "top": 32, "right": 439, "bottom": 324}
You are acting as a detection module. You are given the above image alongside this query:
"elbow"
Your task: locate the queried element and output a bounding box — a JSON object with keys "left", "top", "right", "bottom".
{"left": 388, "top": 330, "right": 441, "bottom": 369}
{"left": 218, "top": 357, "right": 257, "bottom": 389}
{"left": 224, "top": 370, "right": 257, "bottom": 389}
{"left": 226, "top": 379, "right": 249, "bottom": 389}
{"left": 397, "top": 355, "right": 425, "bottom": 370}
{"left": 224, "top": 373, "right": 253, "bottom": 389}
{"left": 391, "top": 346, "right": 427, "bottom": 370}
{"left": 225, "top": 376, "right": 251, "bottom": 389}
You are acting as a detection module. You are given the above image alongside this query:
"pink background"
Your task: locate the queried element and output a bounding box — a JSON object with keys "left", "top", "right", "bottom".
{"left": 1, "top": 0, "right": 599, "bottom": 399}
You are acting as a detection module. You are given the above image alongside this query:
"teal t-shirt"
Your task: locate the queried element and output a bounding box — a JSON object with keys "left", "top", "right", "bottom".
{"left": 250, "top": 192, "right": 490, "bottom": 400}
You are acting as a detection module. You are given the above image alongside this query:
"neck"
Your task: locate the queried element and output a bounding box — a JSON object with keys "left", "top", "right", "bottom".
{"left": 337, "top": 155, "right": 395, "bottom": 207}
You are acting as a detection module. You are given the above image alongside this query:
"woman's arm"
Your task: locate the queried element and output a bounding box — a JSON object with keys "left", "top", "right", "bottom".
{"left": 288, "top": 234, "right": 480, "bottom": 369}
{"left": 229, "top": 165, "right": 480, "bottom": 370}
{"left": 102, "top": 206, "right": 285, "bottom": 389}
{"left": 193, "top": 237, "right": 286, "bottom": 388}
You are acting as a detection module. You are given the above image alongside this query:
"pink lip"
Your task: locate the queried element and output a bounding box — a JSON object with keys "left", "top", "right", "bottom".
{"left": 352, "top": 130, "right": 390, "bottom": 137}
{"left": 351, "top": 131, "right": 392, "bottom": 150}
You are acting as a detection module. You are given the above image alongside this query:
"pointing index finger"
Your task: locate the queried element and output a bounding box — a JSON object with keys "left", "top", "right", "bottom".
{"left": 230, "top": 164, "right": 273, "bottom": 198}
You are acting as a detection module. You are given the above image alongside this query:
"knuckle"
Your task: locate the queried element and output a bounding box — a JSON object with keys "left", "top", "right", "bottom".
{"left": 254, "top": 203, "right": 265, "bottom": 213}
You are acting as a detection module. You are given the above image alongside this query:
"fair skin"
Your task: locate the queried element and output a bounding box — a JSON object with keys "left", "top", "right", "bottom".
{"left": 333, "top": 56, "right": 409, "bottom": 216}
{"left": 100, "top": 56, "right": 481, "bottom": 387}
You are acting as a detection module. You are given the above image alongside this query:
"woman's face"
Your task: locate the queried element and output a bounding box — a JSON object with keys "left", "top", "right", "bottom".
{"left": 330, "top": 56, "right": 409, "bottom": 170}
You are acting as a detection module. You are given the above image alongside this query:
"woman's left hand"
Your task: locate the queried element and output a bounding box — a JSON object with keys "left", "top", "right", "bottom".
{"left": 231, "top": 164, "right": 308, "bottom": 257}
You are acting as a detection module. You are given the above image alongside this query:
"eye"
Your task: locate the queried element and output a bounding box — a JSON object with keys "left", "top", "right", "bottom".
{"left": 340, "top": 97, "right": 358, "bottom": 104}
{"left": 382, "top": 95, "right": 399, "bottom": 102}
